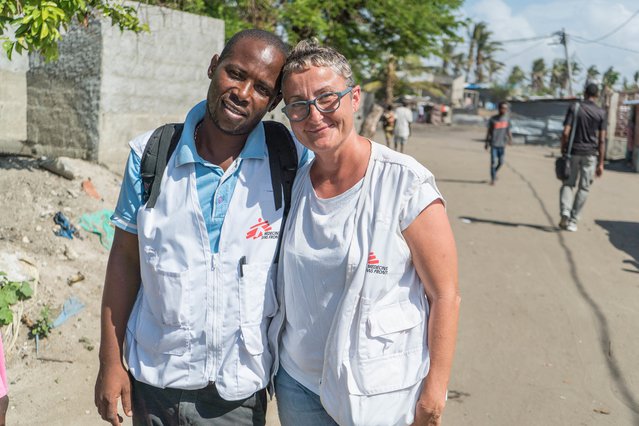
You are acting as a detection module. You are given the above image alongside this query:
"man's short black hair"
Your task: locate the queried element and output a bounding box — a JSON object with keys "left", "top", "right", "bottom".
{"left": 584, "top": 83, "right": 599, "bottom": 98}
{"left": 219, "top": 29, "right": 288, "bottom": 63}
{"left": 498, "top": 101, "right": 508, "bottom": 109}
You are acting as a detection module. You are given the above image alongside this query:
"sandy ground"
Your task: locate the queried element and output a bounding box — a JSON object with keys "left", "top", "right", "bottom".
{"left": 1, "top": 124, "right": 638, "bottom": 425}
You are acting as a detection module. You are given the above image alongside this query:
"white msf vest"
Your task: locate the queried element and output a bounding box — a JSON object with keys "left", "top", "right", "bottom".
{"left": 270, "top": 142, "right": 442, "bottom": 425}
{"left": 125, "top": 126, "right": 285, "bottom": 400}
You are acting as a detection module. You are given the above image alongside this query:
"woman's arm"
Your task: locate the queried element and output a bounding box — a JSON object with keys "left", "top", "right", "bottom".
{"left": 403, "top": 199, "right": 460, "bottom": 426}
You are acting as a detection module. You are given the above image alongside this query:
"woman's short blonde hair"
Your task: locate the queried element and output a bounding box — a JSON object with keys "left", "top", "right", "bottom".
{"left": 282, "top": 39, "right": 355, "bottom": 87}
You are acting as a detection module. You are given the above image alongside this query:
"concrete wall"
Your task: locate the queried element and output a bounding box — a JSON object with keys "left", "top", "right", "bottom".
{"left": 27, "top": 21, "right": 103, "bottom": 160}
{"left": 20, "top": 5, "right": 223, "bottom": 171}
{"left": 99, "top": 5, "right": 224, "bottom": 170}
{"left": 0, "top": 29, "right": 29, "bottom": 153}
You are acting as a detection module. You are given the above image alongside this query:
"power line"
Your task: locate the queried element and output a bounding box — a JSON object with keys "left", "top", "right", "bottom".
{"left": 494, "top": 34, "right": 554, "bottom": 44}
{"left": 505, "top": 40, "right": 549, "bottom": 59}
{"left": 571, "top": 35, "right": 639, "bottom": 55}
{"left": 576, "top": 8, "right": 639, "bottom": 43}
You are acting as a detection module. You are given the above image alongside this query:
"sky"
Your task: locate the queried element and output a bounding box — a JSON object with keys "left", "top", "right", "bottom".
{"left": 460, "top": 0, "right": 639, "bottom": 89}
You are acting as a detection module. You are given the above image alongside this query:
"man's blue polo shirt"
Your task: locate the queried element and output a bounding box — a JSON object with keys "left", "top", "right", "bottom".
{"left": 112, "top": 100, "right": 310, "bottom": 253}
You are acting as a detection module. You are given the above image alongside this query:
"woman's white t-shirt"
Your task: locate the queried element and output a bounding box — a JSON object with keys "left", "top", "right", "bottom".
{"left": 279, "top": 171, "right": 363, "bottom": 395}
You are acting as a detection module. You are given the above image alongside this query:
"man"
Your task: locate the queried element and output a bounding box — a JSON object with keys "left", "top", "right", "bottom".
{"left": 485, "top": 101, "right": 512, "bottom": 185}
{"left": 559, "top": 83, "right": 606, "bottom": 232}
{"left": 94, "top": 29, "right": 308, "bottom": 426}
{"left": 393, "top": 100, "right": 413, "bottom": 152}
{"left": 381, "top": 104, "right": 395, "bottom": 147}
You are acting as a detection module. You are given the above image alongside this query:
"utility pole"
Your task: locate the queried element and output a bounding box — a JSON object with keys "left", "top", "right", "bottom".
{"left": 559, "top": 28, "right": 574, "bottom": 97}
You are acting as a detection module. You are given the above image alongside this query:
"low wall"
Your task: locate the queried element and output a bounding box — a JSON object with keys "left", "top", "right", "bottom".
{"left": 12, "top": 5, "right": 224, "bottom": 171}
{"left": 0, "top": 33, "right": 29, "bottom": 152}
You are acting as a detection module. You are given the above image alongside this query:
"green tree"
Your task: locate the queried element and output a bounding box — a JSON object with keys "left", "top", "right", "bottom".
{"left": 200, "top": 0, "right": 278, "bottom": 39}
{"left": 465, "top": 21, "right": 486, "bottom": 82}
{"left": 439, "top": 38, "right": 456, "bottom": 76}
{"left": 279, "top": 0, "right": 464, "bottom": 84}
{"left": 473, "top": 25, "right": 502, "bottom": 83}
{"left": 507, "top": 65, "right": 526, "bottom": 89}
{"left": 586, "top": 65, "right": 600, "bottom": 83}
{"left": 550, "top": 59, "right": 580, "bottom": 97}
{"left": 530, "top": 58, "right": 548, "bottom": 94}
{"left": 0, "top": 0, "right": 148, "bottom": 61}
{"left": 602, "top": 66, "right": 620, "bottom": 90}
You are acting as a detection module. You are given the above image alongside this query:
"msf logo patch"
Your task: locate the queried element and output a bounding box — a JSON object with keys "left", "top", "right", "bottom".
{"left": 366, "top": 252, "right": 388, "bottom": 275}
{"left": 246, "top": 218, "right": 279, "bottom": 240}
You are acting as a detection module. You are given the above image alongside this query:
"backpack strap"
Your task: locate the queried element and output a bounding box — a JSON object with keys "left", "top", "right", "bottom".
{"left": 263, "top": 120, "right": 298, "bottom": 260}
{"left": 140, "top": 123, "right": 184, "bottom": 208}
{"left": 565, "top": 102, "right": 580, "bottom": 159}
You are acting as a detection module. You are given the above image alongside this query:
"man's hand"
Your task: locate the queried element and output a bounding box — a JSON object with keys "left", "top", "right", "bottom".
{"left": 484, "top": 143, "right": 489, "bottom": 151}
{"left": 411, "top": 393, "right": 446, "bottom": 426}
{"left": 596, "top": 163, "right": 604, "bottom": 177}
{"left": 95, "top": 362, "right": 133, "bottom": 425}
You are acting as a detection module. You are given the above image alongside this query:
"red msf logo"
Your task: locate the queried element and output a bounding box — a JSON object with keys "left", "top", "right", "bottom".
{"left": 366, "top": 251, "right": 388, "bottom": 274}
{"left": 246, "top": 218, "right": 272, "bottom": 240}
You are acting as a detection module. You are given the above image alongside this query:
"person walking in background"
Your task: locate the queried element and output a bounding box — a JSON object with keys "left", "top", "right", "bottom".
{"left": 393, "top": 100, "right": 413, "bottom": 152}
{"left": 94, "top": 29, "right": 308, "bottom": 426}
{"left": 381, "top": 104, "right": 396, "bottom": 147}
{"left": 271, "top": 39, "right": 460, "bottom": 426}
{"left": 559, "top": 83, "right": 606, "bottom": 232}
{"left": 485, "top": 101, "right": 512, "bottom": 185}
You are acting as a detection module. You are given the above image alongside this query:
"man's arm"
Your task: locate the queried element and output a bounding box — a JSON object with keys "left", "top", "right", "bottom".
{"left": 95, "top": 228, "right": 141, "bottom": 426}
{"left": 403, "top": 199, "right": 460, "bottom": 426}
{"left": 596, "top": 130, "right": 606, "bottom": 177}
{"left": 561, "top": 105, "right": 574, "bottom": 154}
{"left": 560, "top": 125, "right": 571, "bottom": 155}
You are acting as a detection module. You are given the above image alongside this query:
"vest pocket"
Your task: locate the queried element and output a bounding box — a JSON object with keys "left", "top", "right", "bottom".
{"left": 350, "top": 298, "right": 428, "bottom": 395}
{"left": 142, "top": 265, "right": 190, "bottom": 326}
{"left": 240, "top": 263, "right": 277, "bottom": 326}
{"left": 135, "top": 298, "right": 190, "bottom": 356}
{"left": 241, "top": 324, "right": 264, "bottom": 356}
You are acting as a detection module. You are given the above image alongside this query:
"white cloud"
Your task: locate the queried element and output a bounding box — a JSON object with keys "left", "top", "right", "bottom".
{"left": 462, "top": 0, "right": 639, "bottom": 89}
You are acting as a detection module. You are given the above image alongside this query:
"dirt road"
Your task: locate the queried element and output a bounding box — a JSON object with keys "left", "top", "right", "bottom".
{"left": 404, "top": 125, "right": 639, "bottom": 426}
{"left": 5, "top": 124, "right": 638, "bottom": 425}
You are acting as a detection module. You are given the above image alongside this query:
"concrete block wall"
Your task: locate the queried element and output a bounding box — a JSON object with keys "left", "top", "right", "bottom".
{"left": 27, "top": 22, "right": 103, "bottom": 160}
{"left": 98, "top": 5, "right": 224, "bottom": 170}
{"left": 0, "top": 32, "right": 29, "bottom": 152}
{"left": 25, "top": 5, "right": 224, "bottom": 171}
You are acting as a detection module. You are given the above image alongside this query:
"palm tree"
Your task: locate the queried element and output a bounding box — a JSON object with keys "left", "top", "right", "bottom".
{"left": 550, "top": 59, "right": 581, "bottom": 97}
{"left": 486, "top": 58, "right": 505, "bottom": 83}
{"left": 440, "top": 40, "right": 456, "bottom": 76}
{"left": 474, "top": 28, "right": 503, "bottom": 83}
{"left": 451, "top": 53, "right": 465, "bottom": 77}
{"left": 530, "top": 58, "right": 548, "bottom": 94}
{"left": 586, "top": 65, "right": 600, "bottom": 84}
{"left": 602, "top": 66, "right": 621, "bottom": 90}
{"left": 465, "top": 22, "right": 487, "bottom": 82}
{"left": 507, "top": 65, "right": 526, "bottom": 89}
{"left": 601, "top": 66, "right": 620, "bottom": 108}
{"left": 633, "top": 71, "right": 639, "bottom": 88}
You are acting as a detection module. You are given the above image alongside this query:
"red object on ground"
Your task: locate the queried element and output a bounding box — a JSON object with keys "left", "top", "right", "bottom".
{"left": 81, "top": 179, "right": 101, "bottom": 200}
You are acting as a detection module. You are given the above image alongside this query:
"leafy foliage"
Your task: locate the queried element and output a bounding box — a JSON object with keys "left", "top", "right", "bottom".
{"left": 29, "top": 305, "right": 53, "bottom": 339}
{"left": 0, "top": 271, "right": 33, "bottom": 326}
{"left": 0, "top": 0, "right": 148, "bottom": 61}
{"left": 279, "top": 0, "right": 464, "bottom": 83}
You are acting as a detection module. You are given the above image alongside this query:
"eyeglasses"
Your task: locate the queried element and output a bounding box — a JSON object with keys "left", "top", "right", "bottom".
{"left": 282, "top": 87, "right": 353, "bottom": 122}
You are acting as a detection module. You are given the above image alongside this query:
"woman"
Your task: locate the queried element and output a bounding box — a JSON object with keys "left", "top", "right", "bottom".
{"left": 269, "top": 40, "right": 460, "bottom": 426}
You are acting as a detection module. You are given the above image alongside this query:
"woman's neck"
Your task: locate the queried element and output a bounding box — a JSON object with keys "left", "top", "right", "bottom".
{"left": 310, "top": 135, "right": 371, "bottom": 199}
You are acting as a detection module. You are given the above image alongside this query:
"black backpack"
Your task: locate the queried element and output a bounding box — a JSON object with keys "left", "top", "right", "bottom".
{"left": 140, "top": 120, "right": 298, "bottom": 235}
